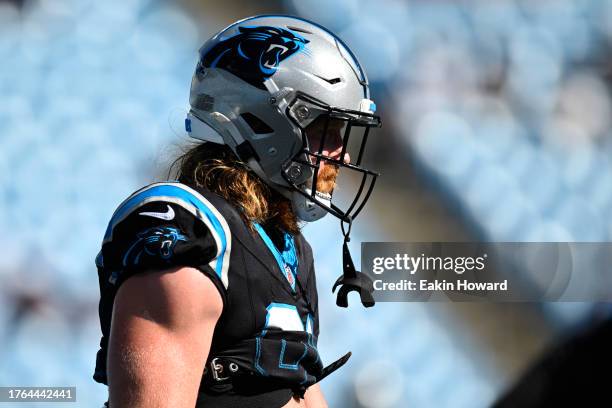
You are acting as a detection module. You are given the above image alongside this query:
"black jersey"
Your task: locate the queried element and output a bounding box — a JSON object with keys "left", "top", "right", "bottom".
{"left": 93, "top": 182, "right": 339, "bottom": 407}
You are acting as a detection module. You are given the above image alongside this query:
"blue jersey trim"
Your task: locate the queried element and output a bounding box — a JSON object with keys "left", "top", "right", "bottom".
{"left": 253, "top": 222, "right": 298, "bottom": 291}
{"left": 278, "top": 339, "right": 308, "bottom": 370}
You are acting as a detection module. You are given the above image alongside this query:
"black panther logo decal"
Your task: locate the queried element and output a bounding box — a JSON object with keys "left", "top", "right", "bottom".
{"left": 200, "top": 25, "right": 310, "bottom": 90}
{"left": 122, "top": 226, "right": 188, "bottom": 267}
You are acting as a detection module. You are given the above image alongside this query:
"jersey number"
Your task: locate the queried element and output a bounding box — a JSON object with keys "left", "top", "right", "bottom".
{"left": 254, "top": 303, "right": 315, "bottom": 376}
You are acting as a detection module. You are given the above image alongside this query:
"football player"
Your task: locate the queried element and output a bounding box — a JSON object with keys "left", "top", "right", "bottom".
{"left": 93, "top": 15, "right": 381, "bottom": 407}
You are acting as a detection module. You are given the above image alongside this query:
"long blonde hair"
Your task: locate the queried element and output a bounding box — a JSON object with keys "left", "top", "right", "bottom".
{"left": 169, "top": 142, "right": 301, "bottom": 234}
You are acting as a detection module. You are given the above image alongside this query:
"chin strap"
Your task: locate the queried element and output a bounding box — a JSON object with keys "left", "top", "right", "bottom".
{"left": 332, "top": 219, "right": 375, "bottom": 308}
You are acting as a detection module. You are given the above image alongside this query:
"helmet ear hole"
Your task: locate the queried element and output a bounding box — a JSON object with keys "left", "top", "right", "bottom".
{"left": 240, "top": 112, "right": 274, "bottom": 134}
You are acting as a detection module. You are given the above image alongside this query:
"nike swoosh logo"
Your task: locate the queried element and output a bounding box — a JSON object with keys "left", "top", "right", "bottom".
{"left": 139, "top": 205, "right": 175, "bottom": 221}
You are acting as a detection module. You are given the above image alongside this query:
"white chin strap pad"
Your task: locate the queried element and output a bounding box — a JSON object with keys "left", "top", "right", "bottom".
{"left": 292, "top": 188, "right": 330, "bottom": 222}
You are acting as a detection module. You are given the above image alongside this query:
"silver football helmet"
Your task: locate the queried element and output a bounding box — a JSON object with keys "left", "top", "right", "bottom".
{"left": 186, "top": 14, "right": 381, "bottom": 224}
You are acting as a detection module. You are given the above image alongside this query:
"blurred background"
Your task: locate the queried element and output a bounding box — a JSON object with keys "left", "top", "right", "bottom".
{"left": 1, "top": 0, "right": 612, "bottom": 406}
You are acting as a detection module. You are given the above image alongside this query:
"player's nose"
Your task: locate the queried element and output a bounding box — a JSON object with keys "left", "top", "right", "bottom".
{"left": 323, "top": 132, "right": 350, "bottom": 164}
{"left": 324, "top": 146, "right": 350, "bottom": 164}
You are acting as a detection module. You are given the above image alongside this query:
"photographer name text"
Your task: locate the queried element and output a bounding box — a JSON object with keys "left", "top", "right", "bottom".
{"left": 374, "top": 279, "right": 508, "bottom": 292}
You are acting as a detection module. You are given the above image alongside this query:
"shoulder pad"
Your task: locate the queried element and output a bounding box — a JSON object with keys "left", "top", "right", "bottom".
{"left": 101, "top": 182, "right": 232, "bottom": 290}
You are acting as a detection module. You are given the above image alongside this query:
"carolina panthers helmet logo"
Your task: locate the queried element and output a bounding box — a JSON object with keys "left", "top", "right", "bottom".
{"left": 200, "top": 25, "right": 310, "bottom": 90}
{"left": 122, "top": 226, "right": 188, "bottom": 267}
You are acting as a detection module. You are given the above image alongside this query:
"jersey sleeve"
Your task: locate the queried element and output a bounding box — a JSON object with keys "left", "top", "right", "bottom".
{"left": 98, "top": 182, "right": 232, "bottom": 302}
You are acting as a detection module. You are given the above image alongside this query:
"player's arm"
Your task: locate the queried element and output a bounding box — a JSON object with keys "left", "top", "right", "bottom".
{"left": 304, "top": 384, "right": 328, "bottom": 408}
{"left": 107, "top": 266, "right": 223, "bottom": 407}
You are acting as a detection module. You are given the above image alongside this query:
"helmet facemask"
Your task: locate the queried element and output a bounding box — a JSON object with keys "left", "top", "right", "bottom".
{"left": 282, "top": 92, "right": 381, "bottom": 224}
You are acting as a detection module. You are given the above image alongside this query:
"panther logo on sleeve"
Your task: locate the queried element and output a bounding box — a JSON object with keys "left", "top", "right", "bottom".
{"left": 122, "top": 226, "right": 188, "bottom": 267}
{"left": 200, "top": 25, "right": 310, "bottom": 89}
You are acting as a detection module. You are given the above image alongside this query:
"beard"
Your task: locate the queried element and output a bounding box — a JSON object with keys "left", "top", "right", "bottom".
{"left": 316, "top": 163, "right": 339, "bottom": 194}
